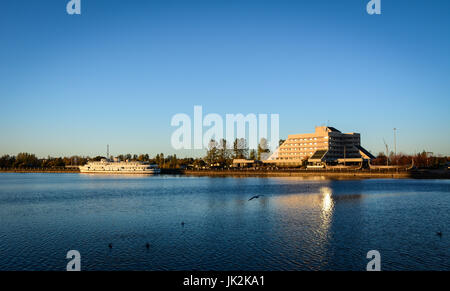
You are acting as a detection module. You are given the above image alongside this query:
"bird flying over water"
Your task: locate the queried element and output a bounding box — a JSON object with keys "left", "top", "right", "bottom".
{"left": 248, "top": 195, "right": 263, "bottom": 201}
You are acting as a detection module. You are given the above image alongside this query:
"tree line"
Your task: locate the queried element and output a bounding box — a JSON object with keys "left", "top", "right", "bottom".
{"left": 371, "top": 151, "right": 449, "bottom": 168}
{"left": 203, "top": 138, "right": 271, "bottom": 168}
{"left": 0, "top": 138, "right": 271, "bottom": 170}
{"left": 0, "top": 153, "right": 194, "bottom": 170}
{"left": 1, "top": 142, "right": 448, "bottom": 170}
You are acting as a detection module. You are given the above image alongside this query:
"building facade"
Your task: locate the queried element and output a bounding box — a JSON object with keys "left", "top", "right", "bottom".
{"left": 264, "top": 126, "right": 375, "bottom": 167}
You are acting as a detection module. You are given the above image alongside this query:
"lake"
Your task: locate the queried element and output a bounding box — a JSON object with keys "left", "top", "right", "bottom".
{"left": 0, "top": 173, "right": 449, "bottom": 271}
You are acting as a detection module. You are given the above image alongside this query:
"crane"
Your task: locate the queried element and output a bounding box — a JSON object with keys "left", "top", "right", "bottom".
{"left": 383, "top": 139, "right": 389, "bottom": 166}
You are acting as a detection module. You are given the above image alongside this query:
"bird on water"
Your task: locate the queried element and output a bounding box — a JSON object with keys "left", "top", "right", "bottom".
{"left": 181, "top": 221, "right": 185, "bottom": 226}
{"left": 108, "top": 243, "right": 113, "bottom": 249}
{"left": 248, "top": 195, "right": 263, "bottom": 201}
{"left": 437, "top": 231, "right": 443, "bottom": 237}
{"left": 146, "top": 242, "right": 150, "bottom": 249}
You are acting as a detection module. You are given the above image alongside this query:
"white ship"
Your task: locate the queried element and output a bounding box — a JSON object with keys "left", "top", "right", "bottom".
{"left": 79, "top": 158, "right": 161, "bottom": 175}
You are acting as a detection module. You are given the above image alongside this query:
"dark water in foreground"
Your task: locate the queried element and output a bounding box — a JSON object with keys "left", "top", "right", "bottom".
{"left": 0, "top": 173, "right": 449, "bottom": 271}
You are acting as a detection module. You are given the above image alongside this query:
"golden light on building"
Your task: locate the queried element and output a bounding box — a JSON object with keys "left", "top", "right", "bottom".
{"left": 264, "top": 126, "right": 375, "bottom": 167}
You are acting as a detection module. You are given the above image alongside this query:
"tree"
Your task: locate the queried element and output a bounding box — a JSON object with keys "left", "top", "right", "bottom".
{"left": 138, "top": 154, "right": 149, "bottom": 162}
{"left": 14, "top": 153, "right": 40, "bottom": 168}
{"left": 205, "top": 139, "right": 219, "bottom": 165}
{"left": 249, "top": 149, "right": 257, "bottom": 160}
{"left": 167, "top": 154, "right": 178, "bottom": 168}
{"left": 233, "top": 138, "right": 248, "bottom": 159}
{"left": 177, "top": 157, "right": 194, "bottom": 168}
{"left": 0, "top": 155, "right": 15, "bottom": 168}
{"left": 218, "top": 139, "right": 230, "bottom": 167}
{"left": 373, "top": 153, "right": 387, "bottom": 165}
{"left": 257, "top": 138, "right": 270, "bottom": 160}
{"left": 414, "top": 151, "right": 432, "bottom": 168}
{"left": 91, "top": 156, "right": 105, "bottom": 161}
{"left": 193, "top": 158, "right": 206, "bottom": 169}
{"left": 158, "top": 153, "right": 165, "bottom": 167}
{"left": 44, "top": 157, "right": 65, "bottom": 168}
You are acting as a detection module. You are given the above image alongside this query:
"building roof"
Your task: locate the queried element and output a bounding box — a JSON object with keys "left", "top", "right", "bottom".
{"left": 326, "top": 127, "right": 341, "bottom": 133}
{"left": 308, "top": 150, "right": 328, "bottom": 161}
{"left": 355, "top": 145, "right": 376, "bottom": 160}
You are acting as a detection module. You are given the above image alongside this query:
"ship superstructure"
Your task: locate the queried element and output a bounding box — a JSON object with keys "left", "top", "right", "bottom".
{"left": 79, "top": 158, "right": 161, "bottom": 174}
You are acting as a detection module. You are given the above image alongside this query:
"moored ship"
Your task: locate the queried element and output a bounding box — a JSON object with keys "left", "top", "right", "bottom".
{"left": 79, "top": 158, "right": 161, "bottom": 174}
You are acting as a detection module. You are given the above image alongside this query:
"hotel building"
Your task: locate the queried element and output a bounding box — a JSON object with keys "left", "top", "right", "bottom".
{"left": 265, "top": 126, "right": 375, "bottom": 167}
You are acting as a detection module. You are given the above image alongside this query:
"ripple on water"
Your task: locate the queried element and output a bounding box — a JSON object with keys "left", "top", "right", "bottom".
{"left": 0, "top": 174, "right": 449, "bottom": 270}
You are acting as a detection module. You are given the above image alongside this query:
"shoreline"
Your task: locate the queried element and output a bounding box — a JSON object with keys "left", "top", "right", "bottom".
{"left": 183, "top": 169, "right": 450, "bottom": 179}
{"left": 0, "top": 169, "right": 80, "bottom": 174}
{"left": 0, "top": 168, "right": 449, "bottom": 179}
{"left": 184, "top": 170, "right": 410, "bottom": 179}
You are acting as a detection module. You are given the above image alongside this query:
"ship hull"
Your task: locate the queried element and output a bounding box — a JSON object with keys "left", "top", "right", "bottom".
{"left": 79, "top": 169, "right": 161, "bottom": 175}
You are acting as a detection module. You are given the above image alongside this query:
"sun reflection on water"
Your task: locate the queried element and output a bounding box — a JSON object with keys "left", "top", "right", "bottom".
{"left": 320, "top": 186, "right": 334, "bottom": 214}
{"left": 319, "top": 186, "right": 334, "bottom": 239}
{"left": 270, "top": 185, "right": 336, "bottom": 268}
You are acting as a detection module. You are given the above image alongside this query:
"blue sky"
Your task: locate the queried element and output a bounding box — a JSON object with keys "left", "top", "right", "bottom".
{"left": 1, "top": 0, "right": 449, "bottom": 157}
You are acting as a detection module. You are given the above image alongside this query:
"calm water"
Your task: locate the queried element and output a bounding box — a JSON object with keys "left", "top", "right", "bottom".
{"left": 0, "top": 173, "right": 449, "bottom": 271}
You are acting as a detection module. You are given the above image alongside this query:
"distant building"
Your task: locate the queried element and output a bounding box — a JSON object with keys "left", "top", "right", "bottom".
{"left": 232, "top": 159, "right": 257, "bottom": 168}
{"left": 264, "top": 126, "right": 375, "bottom": 167}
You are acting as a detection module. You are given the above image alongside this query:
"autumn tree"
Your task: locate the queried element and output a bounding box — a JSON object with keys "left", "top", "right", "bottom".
{"left": 217, "top": 139, "right": 231, "bottom": 167}
{"left": 249, "top": 149, "right": 257, "bottom": 160}
{"left": 205, "top": 139, "right": 219, "bottom": 165}
{"left": 14, "top": 153, "right": 40, "bottom": 168}
{"left": 233, "top": 138, "right": 248, "bottom": 159}
{"left": 257, "top": 138, "right": 271, "bottom": 160}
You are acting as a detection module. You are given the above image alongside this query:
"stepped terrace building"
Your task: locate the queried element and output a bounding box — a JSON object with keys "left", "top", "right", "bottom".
{"left": 265, "top": 126, "right": 375, "bottom": 167}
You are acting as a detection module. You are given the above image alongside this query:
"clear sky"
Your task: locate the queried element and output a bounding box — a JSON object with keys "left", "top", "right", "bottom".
{"left": 1, "top": 0, "right": 449, "bottom": 158}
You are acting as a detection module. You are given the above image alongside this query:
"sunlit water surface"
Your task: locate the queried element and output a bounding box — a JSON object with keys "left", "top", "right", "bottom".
{"left": 0, "top": 173, "right": 449, "bottom": 270}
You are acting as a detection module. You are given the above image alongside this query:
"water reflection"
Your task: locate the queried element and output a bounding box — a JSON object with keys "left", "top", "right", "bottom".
{"left": 319, "top": 186, "right": 334, "bottom": 238}
{"left": 268, "top": 184, "right": 338, "bottom": 269}
{"left": 1, "top": 174, "right": 449, "bottom": 271}
{"left": 320, "top": 186, "right": 334, "bottom": 213}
